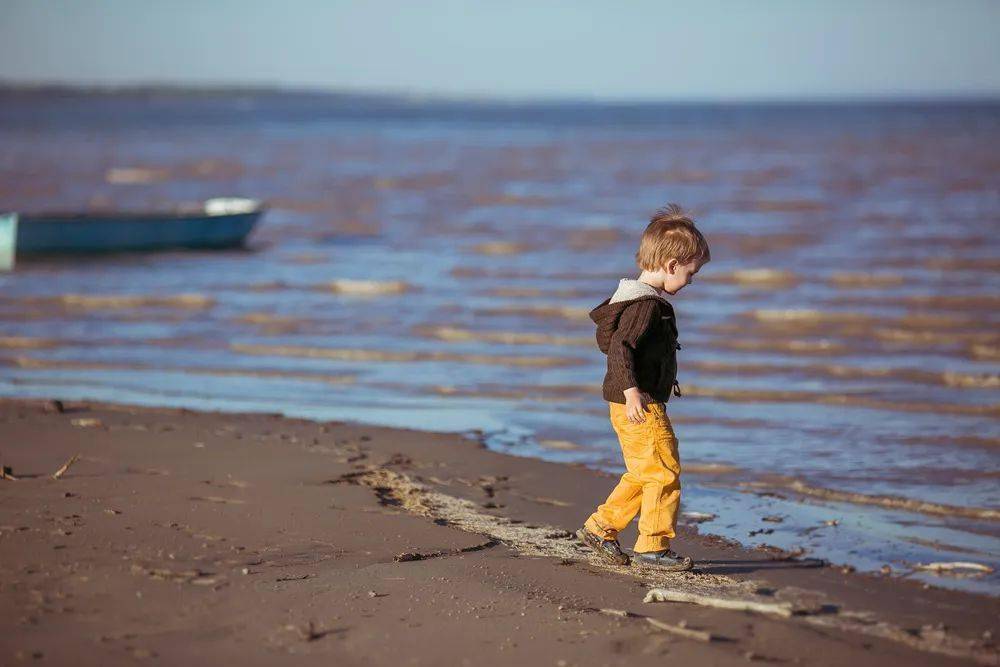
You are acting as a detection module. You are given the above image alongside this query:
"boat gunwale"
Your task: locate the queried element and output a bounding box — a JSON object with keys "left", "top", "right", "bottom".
{"left": 16, "top": 197, "right": 268, "bottom": 224}
{"left": 16, "top": 203, "right": 266, "bottom": 224}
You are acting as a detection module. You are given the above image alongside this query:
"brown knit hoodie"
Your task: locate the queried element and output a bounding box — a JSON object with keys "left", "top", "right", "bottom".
{"left": 589, "top": 278, "right": 682, "bottom": 405}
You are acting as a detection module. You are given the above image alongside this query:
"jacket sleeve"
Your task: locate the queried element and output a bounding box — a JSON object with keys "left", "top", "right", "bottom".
{"left": 607, "top": 299, "right": 658, "bottom": 392}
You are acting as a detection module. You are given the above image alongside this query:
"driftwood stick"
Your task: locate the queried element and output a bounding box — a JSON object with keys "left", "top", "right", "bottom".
{"left": 598, "top": 608, "right": 632, "bottom": 618}
{"left": 643, "top": 587, "right": 795, "bottom": 618}
{"left": 646, "top": 617, "right": 716, "bottom": 642}
{"left": 913, "top": 562, "right": 994, "bottom": 574}
{"left": 595, "top": 608, "right": 719, "bottom": 643}
{"left": 52, "top": 453, "right": 81, "bottom": 480}
{"left": 1, "top": 464, "right": 17, "bottom": 480}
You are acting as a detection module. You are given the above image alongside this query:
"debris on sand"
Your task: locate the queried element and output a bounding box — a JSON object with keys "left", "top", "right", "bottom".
{"left": 395, "top": 552, "right": 424, "bottom": 562}
{"left": 596, "top": 608, "right": 721, "bottom": 643}
{"left": 71, "top": 418, "right": 102, "bottom": 428}
{"left": 646, "top": 617, "right": 719, "bottom": 642}
{"left": 394, "top": 538, "right": 500, "bottom": 563}
{"left": 597, "top": 608, "right": 633, "bottom": 618}
{"left": 52, "top": 453, "right": 81, "bottom": 479}
{"left": 680, "top": 511, "right": 716, "bottom": 523}
{"left": 912, "top": 562, "right": 994, "bottom": 576}
{"left": 643, "top": 587, "right": 795, "bottom": 618}
{"left": 130, "top": 563, "right": 219, "bottom": 585}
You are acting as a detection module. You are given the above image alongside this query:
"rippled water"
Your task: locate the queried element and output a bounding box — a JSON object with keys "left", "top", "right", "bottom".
{"left": 1, "top": 90, "right": 998, "bottom": 593}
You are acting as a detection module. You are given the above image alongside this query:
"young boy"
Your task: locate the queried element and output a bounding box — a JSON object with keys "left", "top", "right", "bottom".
{"left": 577, "top": 203, "right": 710, "bottom": 570}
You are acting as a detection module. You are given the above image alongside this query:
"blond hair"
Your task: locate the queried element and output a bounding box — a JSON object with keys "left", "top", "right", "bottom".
{"left": 635, "top": 203, "right": 710, "bottom": 271}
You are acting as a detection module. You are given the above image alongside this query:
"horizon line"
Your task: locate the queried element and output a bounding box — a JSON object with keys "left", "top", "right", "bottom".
{"left": 2, "top": 80, "right": 999, "bottom": 107}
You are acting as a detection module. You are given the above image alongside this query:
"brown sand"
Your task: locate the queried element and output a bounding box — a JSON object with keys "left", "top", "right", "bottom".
{"left": 0, "top": 398, "right": 997, "bottom": 666}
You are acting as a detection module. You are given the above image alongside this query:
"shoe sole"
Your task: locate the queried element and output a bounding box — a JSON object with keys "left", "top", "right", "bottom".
{"left": 576, "top": 529, "right": 630, "bottom": 566}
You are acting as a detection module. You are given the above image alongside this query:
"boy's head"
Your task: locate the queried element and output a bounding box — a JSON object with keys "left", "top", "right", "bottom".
{"left": 635, "top": 203, "right": 710, "bottom": 295}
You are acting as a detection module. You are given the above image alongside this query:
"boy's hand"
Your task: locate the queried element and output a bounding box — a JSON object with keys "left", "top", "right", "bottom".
{"left": 623, "top": 387, "right": 647, "bottom": 423}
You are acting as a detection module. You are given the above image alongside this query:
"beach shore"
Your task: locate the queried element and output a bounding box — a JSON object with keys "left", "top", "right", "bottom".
{"left": 1, "top": 397, "right": 996, "bottom": 665}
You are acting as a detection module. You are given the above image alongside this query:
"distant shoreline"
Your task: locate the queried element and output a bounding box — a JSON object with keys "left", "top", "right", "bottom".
{"left": 2, "top": 80, "right": 998, "bottom": 108}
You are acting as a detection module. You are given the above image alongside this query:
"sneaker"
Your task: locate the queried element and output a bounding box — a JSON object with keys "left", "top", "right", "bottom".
{"left": 633, "top": 549, "right": 693, "bottom": 571}
{"left": 576, "top": 527, "right": 630, "bottom": 566}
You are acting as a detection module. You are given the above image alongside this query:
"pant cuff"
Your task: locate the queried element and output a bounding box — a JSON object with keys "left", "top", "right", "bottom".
{"left": 634, "top": 535, "right": 671, "bottom": 553}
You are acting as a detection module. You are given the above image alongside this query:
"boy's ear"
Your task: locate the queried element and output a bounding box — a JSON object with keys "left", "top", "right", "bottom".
{"left": 665, "top": 258, "right": 678, "bottom": 274}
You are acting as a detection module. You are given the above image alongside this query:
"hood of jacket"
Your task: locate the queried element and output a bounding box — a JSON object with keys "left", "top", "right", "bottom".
{"left": 588, "top": 279, "right": 672, "bottom": 353}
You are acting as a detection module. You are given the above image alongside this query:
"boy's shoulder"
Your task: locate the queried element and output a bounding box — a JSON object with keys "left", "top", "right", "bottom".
{"left": 589, "top": 280, "right": 674, "bottom": 328}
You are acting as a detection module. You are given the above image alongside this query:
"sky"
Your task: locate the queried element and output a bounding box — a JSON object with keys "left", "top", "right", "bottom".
{"left": 1, "top": 0, "right": 998, "bottom": 101}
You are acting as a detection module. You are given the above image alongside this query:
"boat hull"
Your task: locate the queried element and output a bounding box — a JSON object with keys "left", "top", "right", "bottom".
{"left": 15, "top": 210, "right": 262, "bottom": 255}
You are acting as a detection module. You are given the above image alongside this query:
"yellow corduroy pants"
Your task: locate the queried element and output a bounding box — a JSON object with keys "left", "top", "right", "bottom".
{"left": 584, "top": 400, "right": 681, "bottom": 553}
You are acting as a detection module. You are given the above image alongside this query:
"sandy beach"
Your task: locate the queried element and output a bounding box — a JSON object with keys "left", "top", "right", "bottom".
{"left": 1, "top": 397, "right": 996, "bottom": 665}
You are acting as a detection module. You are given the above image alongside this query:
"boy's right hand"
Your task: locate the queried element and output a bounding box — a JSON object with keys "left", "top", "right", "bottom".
{"left": 623, "top": 387, "right": 647, "bottom": 423}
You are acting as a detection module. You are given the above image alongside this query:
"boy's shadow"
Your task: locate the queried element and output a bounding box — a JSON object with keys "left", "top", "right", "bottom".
{"left": 693, "top": 558, "right": 827, "bottom": 576}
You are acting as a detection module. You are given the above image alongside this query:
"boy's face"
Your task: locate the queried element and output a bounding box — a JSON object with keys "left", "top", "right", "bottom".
{"left": 662, "top": 259, "right": 701, "bottom": 295}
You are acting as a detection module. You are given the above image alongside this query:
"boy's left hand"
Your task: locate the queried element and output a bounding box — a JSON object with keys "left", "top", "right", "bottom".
{"left": 623, "top": 390, "right": 655, "bottom": 423}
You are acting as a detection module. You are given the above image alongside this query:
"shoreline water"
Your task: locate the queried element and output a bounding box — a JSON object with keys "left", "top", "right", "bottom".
{"left": 1, "top": 396, "right": 997, "bottom": 665}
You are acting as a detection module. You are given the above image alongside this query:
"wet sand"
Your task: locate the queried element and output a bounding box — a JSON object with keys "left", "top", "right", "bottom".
{"left": 1, "top": 398, "right": 996, "bottom": 665}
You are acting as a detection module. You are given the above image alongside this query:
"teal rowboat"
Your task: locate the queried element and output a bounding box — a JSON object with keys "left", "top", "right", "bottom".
{"left": 4, "top": 198, "right": 264, "bottom": 260}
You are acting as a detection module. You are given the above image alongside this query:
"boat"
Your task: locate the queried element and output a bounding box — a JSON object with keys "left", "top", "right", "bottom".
{"left": 0, "top": 197, "right": 264, "bottom": 268}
